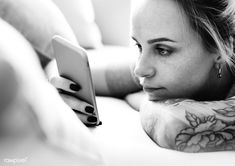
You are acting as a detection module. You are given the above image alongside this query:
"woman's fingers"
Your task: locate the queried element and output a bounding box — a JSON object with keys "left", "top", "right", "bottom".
{"left": 50, "top": 76, "right": 81, "bottom": 93}
{"left": 61, "top": 94, "right": 97, "bottom": 124}
{"left": 50, "top": 76, "right": 97, "bottom": 125}
{"left": 51, "top": 76, "right": 94, "bottom": 114}
{"left": 61, "top": 94, "right": 94, "bottom": 114}
{"left": 75, "top": 112, "right": 98, "bottom": 125}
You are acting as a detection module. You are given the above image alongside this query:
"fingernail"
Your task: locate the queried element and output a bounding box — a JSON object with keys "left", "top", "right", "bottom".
{"left": 87, "top": 116, "right": 97, "bottom": 123}
{"left": 85, "top": 106, "right": 94, "bottom": 114}
{"left": 70, "top": 84, "right": 80, "bottom": 91}
{"left": 72, "top": 109, "right": 79, "bottom": 113}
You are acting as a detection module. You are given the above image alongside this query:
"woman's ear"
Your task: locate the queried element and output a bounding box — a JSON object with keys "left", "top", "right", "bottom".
{"left": 214, "top": 54, "right": 223, "bottom": 64}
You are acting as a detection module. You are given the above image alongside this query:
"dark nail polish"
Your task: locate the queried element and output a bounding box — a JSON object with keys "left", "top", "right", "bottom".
{"left": 87, "top": 116, "right": 97, "bottom": 123}
{"left": 72, "top": 109, "right": 79, "bottom": 113}
{"left": 85, "top": 106, "right": 94, "bottom": 114}
{"left": 70, "top": 84, "right": 80, "bottom": 91}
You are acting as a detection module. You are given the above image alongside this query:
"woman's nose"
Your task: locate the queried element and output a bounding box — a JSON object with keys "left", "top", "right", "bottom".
{"left": 134, "top": 55, "right": 155, "bottom": 78}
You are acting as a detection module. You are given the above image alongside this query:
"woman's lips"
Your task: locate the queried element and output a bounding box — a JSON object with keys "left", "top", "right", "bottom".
{"left": 143, "top": 86, "right": 164, "bottom": 92}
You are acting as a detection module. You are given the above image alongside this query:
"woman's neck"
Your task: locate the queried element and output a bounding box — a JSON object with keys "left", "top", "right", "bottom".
{"left": 225, "top": 65, "right": 235, "bottom": 98}
{"left": 212, "top": 64, "right": 234, "bottom": 100}
{"left": 193, "top": 64, "right": 234, "bottom": 101}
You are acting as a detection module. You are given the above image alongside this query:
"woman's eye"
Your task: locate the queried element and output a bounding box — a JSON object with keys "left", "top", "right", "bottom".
{"left": 136, "top": 43, "right": 142, "bottom": 53}
{"left": 155, "top": 47, "right": 172, "bottom": 56}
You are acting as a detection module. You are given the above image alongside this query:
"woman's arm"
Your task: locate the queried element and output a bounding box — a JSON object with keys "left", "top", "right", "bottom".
{"left": 46, "top": 47, "right": 142, "bottom": 98}
{"left": 88, "top": 47, "right": 142, "bottom": 98}
{"left": 91, "top": 61, "right": 141, "bottom": 98}
{"left": 140, "top": 97, "right": 235, "bottom": 152}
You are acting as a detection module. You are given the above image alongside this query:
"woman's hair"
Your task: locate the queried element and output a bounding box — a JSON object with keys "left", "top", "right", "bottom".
{"left": 175, "top": 0, "right": 235, "bottom": 74}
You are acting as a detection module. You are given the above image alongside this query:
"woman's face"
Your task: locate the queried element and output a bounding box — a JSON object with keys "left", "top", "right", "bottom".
{"left": 132, "top": 0, "right": 217, "bottom": 101}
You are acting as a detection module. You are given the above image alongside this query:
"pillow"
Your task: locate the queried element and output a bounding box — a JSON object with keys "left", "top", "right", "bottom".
{"left": 52, "top": 0, "right": 103, "bottom": 49}
{"left": 0, "top": 0, "right": 78, "bottom": 59}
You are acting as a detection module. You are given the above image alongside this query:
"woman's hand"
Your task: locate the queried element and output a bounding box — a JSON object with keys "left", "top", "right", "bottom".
{"left": 50, "top": 76, "right": 98, "bottom": 125}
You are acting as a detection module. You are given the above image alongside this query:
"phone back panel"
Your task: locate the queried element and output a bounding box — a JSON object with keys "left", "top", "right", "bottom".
{"left": 52, "top": 36, "right": 100, "bottom": 125}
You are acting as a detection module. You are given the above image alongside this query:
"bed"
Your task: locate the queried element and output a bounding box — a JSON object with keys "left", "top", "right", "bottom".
{"left": 0, "top": 0, "right": 234, "bottom": 165}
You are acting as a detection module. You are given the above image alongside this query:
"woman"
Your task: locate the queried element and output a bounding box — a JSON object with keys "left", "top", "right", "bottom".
{"left": 51, "top": 0, "right": 235, "bottom": 152}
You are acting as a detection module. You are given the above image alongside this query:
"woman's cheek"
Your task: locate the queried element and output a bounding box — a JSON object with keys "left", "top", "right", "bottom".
{"left": 166, "top": 67, "right": 201, "bottom": 97}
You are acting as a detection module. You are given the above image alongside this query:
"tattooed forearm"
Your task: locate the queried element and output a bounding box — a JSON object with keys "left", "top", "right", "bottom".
{"left": 140, "top": 97, "right": 235, "bottom": 153}
{"left": 175, "top": 109, "right": 235, "bottom": 152}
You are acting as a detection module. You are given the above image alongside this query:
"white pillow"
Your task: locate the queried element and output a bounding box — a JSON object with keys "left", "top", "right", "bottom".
{"left": 0, "top": 0, "right": 78, "bottom": 59}
{"left": 52, "top": 0, "right": 103, "bottom": 49}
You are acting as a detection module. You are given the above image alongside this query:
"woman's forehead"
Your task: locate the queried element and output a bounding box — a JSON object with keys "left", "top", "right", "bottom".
{"left": 131, "top": 0, "right": 194, "bottom": 43}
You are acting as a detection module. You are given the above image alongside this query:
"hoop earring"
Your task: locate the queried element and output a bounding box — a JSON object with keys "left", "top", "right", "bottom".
{"left": 217, "top": 64, "right": 222, "bottom": 78}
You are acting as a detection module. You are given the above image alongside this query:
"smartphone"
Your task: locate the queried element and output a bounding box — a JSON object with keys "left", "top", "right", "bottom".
{"left": 52, "top": 35, "right": 100, "bottom": 126}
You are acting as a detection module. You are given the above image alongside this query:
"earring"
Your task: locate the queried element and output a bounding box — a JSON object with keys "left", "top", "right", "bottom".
{"left": 217, "top": 64, "right": 222, "bottom": 78}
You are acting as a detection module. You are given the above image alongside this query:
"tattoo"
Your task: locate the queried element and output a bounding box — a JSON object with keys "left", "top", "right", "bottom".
{"left": 162, "top": 99, "right": 213, "bottom": 107}
{"left": 162, "top": 99, "right": 189, "bottom": 106}
{"left": 164, "top": 97, "right": 235, "bottom": 107}
{"left": 175, "top": 110, "right": 235, "bottom": 152}
{"left": 213, "top": 98, "right": 235, "bottom": 117}
{"left": 213, "top": 107, "right": 235, "bottom": 117}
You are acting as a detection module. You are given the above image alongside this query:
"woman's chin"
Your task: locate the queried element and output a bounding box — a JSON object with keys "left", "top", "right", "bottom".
{"left": 147, "top": 94, "right": 165, "bottom": 101}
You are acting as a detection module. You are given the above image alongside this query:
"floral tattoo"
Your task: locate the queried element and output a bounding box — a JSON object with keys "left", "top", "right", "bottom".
{"left": 175, "top": 107, "right": 235, "bottom": 152}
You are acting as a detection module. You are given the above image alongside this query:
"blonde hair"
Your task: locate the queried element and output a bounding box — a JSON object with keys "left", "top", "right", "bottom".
{"left": 176, "top": 0, "right": 235, "bottom": 75}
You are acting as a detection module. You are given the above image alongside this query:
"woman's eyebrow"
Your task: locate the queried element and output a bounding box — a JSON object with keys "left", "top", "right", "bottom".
{"left": 131, "top": 36, "right": 138, "bottom": 43}
{"left": 147, "top": 38, "right": 176, "bottom": 44}
{"left": 132, "top": 36, "right": 176, "bottom": 44}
